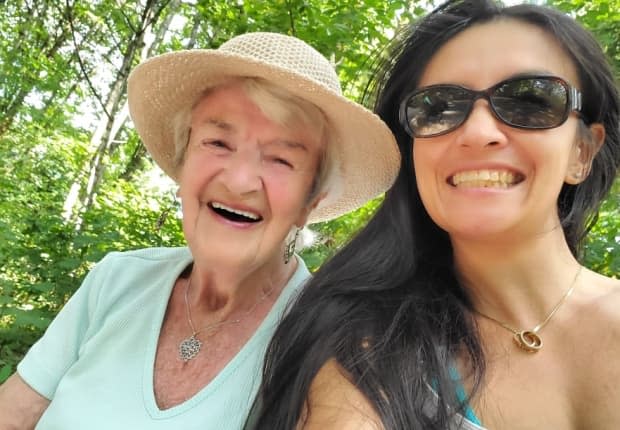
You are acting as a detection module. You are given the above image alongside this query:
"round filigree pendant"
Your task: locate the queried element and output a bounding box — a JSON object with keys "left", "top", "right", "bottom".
{"left": 514, "top": 330, "right": 543, "bottom": 352}
{"left": 179, "top": 334, "right": 202, "bottom": 362}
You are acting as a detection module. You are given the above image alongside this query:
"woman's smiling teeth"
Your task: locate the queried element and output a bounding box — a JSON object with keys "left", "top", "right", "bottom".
{"left": 209, "top": 201, "right": 262, "bottom": 222}
{"left": 450, "top": 170, "right": 523, "bottom": 188}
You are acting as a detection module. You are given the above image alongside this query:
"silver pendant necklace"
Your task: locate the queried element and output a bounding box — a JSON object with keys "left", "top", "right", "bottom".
{"left": 178, "top": 273, "right": 271, "bottom": 362}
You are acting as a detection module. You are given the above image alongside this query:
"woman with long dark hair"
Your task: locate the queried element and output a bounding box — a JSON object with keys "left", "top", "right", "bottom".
{"left": 247, "top": 0, "right": 620, "bottom": 428}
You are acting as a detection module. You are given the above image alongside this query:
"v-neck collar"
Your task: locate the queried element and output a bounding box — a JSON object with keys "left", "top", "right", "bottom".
{"left": 141, "top": 250, "right": 309, "bottom": 419}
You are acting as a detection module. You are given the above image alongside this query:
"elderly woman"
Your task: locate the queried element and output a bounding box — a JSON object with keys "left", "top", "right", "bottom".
{"left": 249, "top": 1, "right": 620, "bottom": 429}
{"left": 0, "top": 32, "right": 399, "bottom": 429}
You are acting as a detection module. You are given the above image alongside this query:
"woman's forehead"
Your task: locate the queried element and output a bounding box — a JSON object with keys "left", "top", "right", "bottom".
{"left": 418, "top": 19, "right": 579, "bottom": 89}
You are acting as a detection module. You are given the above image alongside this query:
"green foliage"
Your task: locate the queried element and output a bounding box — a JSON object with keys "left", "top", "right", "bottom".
{"left": 0, "top": 127, "right": 87, "bottom": 375}
{"left": 301, "top": 198, "right": 382, "bottom": 271}
{"left": 585, "top": 178, "right": 620, "bottom": 277}
{"left": 551, "top": 0, "right": 620, "bottom": 78}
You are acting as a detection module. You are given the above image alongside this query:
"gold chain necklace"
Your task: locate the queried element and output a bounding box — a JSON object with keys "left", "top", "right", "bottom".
{"left": 178, "top": 275, "right": 272, "bottom": 362}
{"left": 474, "top": 266, "right": 582, "bottom": 353}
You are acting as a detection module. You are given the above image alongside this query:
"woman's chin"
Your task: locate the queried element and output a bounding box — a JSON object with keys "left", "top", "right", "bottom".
{"left": 441, "top": 219, "right": 521, "bottom": 243}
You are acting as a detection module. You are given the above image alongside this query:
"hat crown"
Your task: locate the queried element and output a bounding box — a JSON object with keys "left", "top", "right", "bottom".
{"left": 219, "top": 32, "right": 342, "bottom": 94}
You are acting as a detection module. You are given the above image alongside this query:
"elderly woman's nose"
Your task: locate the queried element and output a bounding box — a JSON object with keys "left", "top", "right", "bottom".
{"left": 455, "top": 100, "right": 508, "bottom": 148}
{"left": 220, "top": 153, "right": 263, "bottom": 194}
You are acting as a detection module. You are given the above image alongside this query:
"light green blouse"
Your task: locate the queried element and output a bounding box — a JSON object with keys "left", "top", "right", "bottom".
{"left": 18, "top": 247, "right": 309, "bottom": 430}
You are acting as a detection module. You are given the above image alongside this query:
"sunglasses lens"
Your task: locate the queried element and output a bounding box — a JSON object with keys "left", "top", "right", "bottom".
{"left": 492, "top": 78, "right": 569, "bottom": 128}
{"left": 404, "top": 86, "right": 472, "bottom": 137}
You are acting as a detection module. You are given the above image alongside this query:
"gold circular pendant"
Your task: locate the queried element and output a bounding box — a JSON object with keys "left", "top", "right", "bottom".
{"left": 514, "top": 330, "right": 543, "bottom": 352}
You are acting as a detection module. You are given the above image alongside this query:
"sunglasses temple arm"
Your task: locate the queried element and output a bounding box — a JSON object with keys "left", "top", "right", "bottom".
{"left": 570, "top": 86, "right": 582, "bottom": 112}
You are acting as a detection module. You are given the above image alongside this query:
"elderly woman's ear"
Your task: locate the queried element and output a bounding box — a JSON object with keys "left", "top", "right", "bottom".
{"left": 296, "top": 191, "right": 327, "bottom": 228}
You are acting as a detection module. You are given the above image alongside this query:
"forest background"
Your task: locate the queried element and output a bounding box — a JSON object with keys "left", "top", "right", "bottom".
{"left": 1, "top": 0, "right": 618, "bottom": 383}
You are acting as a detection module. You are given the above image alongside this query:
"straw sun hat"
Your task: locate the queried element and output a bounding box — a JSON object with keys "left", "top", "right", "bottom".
{"left": 127, "top": 32, "right": 400, "bottom": 223}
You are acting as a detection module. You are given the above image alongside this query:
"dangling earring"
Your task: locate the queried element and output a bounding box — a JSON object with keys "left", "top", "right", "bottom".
{"left": 284, "top": 228, "right": 301, "bottom": 264}
{"left": 155, "top": 190, "right": 180, "bottom": 232}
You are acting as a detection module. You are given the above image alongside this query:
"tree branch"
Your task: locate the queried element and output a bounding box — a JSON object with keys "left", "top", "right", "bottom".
{"left": 64, "top": 0, "right": 113, "bottom": 122}
{"left": 286, "top": 0, "right": 297, "bottom": 36}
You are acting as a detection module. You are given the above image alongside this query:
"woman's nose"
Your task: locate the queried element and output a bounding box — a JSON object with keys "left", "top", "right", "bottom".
{"left": 219, "top": 153, "right": 263, "bottom": 195}
{"left": 455, "top": 100, "right": 508, "bottom": 149}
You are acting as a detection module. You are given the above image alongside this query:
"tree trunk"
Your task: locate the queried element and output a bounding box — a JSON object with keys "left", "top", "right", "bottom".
{"left": 62, "top": 0, "right": 172, "bottom": 228}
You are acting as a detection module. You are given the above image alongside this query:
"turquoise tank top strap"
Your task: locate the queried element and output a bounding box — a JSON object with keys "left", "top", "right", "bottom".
{"left": 449, "top": 366, "right": 482, "bottom": 425}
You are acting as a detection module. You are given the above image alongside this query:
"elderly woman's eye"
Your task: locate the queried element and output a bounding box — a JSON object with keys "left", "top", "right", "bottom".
{"left": 203, "top": 139, "right": 229, "bottom": 149}
{"left": 272, "top": 157, "right": 293, "bottom": 168}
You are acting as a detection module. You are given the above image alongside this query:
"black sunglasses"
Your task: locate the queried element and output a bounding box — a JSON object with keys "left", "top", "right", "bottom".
{"left": 399, "top": 75, "right": 583, "bottom": 138}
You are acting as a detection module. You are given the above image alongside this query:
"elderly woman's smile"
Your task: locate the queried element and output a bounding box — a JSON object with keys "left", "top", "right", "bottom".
{"left": 207, "top": 201, "right": 263, "bottom": 224}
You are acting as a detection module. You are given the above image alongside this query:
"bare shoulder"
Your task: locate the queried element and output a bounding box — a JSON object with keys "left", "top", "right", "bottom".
{"left": 584, "top": 269, "right": 620, "bottom": 319}
{"left": 577, "top": 269, "right": 620, "bottom": 341}
{"left": 300, "top": 359, "right": 383, "bottom": 430}
{"left": 572, "top": 270, "right": 620, "bottom": 428}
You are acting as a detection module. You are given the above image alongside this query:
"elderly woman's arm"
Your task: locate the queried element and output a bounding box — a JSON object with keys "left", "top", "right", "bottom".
{"left": 0, "top": 373, "right": 49, "bottom": 429}
{"left": 300, "top": 360, "right": 383, "bottom": 430}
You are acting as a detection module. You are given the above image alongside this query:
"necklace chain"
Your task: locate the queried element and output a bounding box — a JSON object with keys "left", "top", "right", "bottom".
{"left": 178, "top": 273, "right": 272, "bottom": 362}
{"left": 474, "top": 266, "right": 582, "bottom": 353}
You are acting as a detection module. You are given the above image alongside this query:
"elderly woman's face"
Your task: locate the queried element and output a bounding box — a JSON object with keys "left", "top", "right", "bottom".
{"left": 177, "top": 83, "right": 324, "bottom": 269}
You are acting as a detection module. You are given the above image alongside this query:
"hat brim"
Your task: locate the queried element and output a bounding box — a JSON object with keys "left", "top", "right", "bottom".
{"left": 128, "top": 50, "right": 400, "bottom": 223}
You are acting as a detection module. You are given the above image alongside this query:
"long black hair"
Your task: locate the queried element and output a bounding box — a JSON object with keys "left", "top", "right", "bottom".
{"left": 247, "top": 1, "right": 620, "bottom": 429}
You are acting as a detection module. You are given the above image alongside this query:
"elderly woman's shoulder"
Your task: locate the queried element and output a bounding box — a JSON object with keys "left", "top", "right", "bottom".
{"left": 103, "top": 246, "right": 191, "bottom": 263}
{"left": 83, "top": 247, "right": 192, "bottom": 290}
{"left": 299, "top": 359, "right": 383, "bottom": 430}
